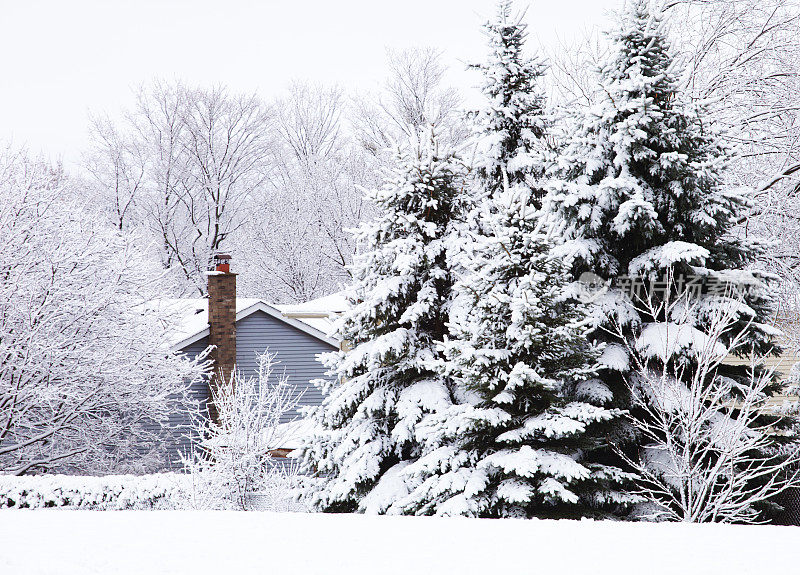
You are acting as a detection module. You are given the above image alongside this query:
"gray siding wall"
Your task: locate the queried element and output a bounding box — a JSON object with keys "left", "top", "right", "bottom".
{"left": 235, "top": 311, "right": 335, "bottom": 423}
{"left": 162, "top": 338, "right": 212, "bottom": 469}
{"left": 162, "top": 311, "right": 336, "bottom": 469}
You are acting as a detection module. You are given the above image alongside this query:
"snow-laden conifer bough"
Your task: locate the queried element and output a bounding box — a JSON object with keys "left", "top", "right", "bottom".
{"left": 296, "top": 127, "right": 466, "bottom": 513}
{"left": 543, "top": 0, "right": 798, "bottom": 522}
{"left": 399, "top": 1, "right": 638, "bottom": 519}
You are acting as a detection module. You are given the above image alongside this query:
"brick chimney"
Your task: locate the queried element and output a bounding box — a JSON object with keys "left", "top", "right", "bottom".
{"left": 207, "top": 253, "right": 236, "bottom": 424}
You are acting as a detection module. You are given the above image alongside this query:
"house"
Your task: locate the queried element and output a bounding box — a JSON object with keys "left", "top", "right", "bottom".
{"left": 722, "top": 311, "right": 800, "bottom": 411}
{"left": 156, "top": 254, "right": 345, "bottom": 468}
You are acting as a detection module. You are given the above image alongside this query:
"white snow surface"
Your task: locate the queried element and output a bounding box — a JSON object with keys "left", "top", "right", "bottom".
{"left": 149, "top": 297, "right": 263, "bottom": 349}
{"left": 1, "top": 511, "right": 797, "bottom": 574}
{"left": 275, "top": 291, "right": 348, "bottom": 335}
{"left": 276, "top": 292, "right": 349, "bottom": 315}
{"left": 635, "top": 322, "right": 728, "bottom": 362}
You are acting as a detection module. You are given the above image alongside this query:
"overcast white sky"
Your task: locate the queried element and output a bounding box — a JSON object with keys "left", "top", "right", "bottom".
{"left": 0, "top": 0, "right": 621, "bottom": 166}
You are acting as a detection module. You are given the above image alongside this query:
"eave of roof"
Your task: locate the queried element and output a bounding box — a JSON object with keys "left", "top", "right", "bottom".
{"left": 170, "top": 299, "right": 339, "bottom": 352}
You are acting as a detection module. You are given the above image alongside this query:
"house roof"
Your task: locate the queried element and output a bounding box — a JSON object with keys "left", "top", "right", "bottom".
{"left": 273, "top": 292, "right": 348, "bottom": 335}
{"left": 153, "top": 296, "right": 342, "bottom": 352}
{"left": 277, "top": 292, "right": 349, "bottom": 315}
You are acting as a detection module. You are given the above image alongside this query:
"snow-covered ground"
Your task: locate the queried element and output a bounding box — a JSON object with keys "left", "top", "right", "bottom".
{"left": 0, "top": 512, "right": 797, "bottom": 574}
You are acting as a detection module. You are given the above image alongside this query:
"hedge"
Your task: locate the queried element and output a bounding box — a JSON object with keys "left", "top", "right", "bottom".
{"left": 0, "top": 473, "right": 186, "bottom": 510}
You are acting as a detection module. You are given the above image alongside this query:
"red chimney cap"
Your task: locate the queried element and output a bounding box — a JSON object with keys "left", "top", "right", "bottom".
{"left": 212, "top": 253, "right": 232, "bottom": 273}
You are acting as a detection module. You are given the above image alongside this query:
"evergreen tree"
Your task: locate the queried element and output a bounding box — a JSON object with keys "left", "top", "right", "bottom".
{"left": 545, "top": 0, "right": 788, "bottom": 520}
{"left": 468, "top": 0, "right": 549, "bottom": 205}
{"left": 399, "top": 2, "right": 637, "bottom": 519}
{"left": 401, "top": 189, "right": 637, "bottom": 518}
{"left": 297, "top": 130, "right": 464, "bottom": 514}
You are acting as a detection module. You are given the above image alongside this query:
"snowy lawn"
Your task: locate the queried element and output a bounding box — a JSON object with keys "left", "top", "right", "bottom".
{"left": 1, "top": 512, "right": 797, "bottom": 575}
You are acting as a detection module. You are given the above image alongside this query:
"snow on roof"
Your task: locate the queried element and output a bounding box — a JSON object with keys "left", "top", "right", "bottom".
{"left": 277, "top": 292, "right": 349, "bottom": 314}
{"left": 274, "top": 291, "right": 349, "bottom": 338}
{"left": 275, "top": 418, "right": 317, "bottom": 451}
{"left": 202, "top": 418, "right": 316, "bottom": 451}
{"left": 149, "top": 298, "right": 261, "bottom": 350}
{"left": 152, "top": 293, "right": 346, "bottom": 352}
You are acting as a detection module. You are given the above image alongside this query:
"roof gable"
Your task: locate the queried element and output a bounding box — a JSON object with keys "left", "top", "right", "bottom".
{"left": 162, "top": 298, "right": 339, "bottom": 352}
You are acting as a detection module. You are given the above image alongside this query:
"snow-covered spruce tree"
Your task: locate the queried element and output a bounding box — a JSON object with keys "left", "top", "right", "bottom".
{"left": 545, "top": 0, "right": 792, "bottom": 520}
{"left": 397, "top": 2, "right": 636, "bottom": 519}
{"left": 297, "top": 130, "right": 465, "bottom": 513}
{"left": 467, "top": 0, "right": 548, "bottom": 206}
{"left": 400, "top": 188, "right": 638, "bottom": 518}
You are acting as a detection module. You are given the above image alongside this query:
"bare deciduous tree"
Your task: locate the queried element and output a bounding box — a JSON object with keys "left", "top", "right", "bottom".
{"left": 87, "top": 81, "right": 274, "bottom": 295}
{"left": 352, "top": 48, "right": 467, "bottom": 156}
{"left": 84, "top": 114, "right": 148, "bottom": 231}
{"left": 181, "top": 352, "right": 303, "bottom": 511}
{"left": 665, "top": 0, "right": 800, "bottom": 312}
{"left": 239, "top": 82, "right": 373, "bottom": 303}
{"left": 277, "top": 82, "right": 344, "bottom": 165}
{"left": 612, "top": 283, "right": 800, "bottom": 523}
{"left": 0, "top": 149, "right": 206, "bottom": 475}
{"left": 88, "top": 58, "right": 463, "bottom": 303}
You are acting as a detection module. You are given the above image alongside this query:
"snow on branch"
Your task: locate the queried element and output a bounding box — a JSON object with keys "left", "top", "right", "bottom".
{"left": 180, "top": 351, "right": 305, "bottom": 511}
{"left": 0, "top": 149, "right": 207, "bottom": 475}
{"left": 610, "top": 277, "right": 800, "bottom": 523}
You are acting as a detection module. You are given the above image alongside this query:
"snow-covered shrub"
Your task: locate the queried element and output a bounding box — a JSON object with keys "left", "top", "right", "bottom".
{"left": 180, "top": 352, "right": 305, "bottom": 511}
{"left": 0, "top": 474, "right": 185, "bottom": 510}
